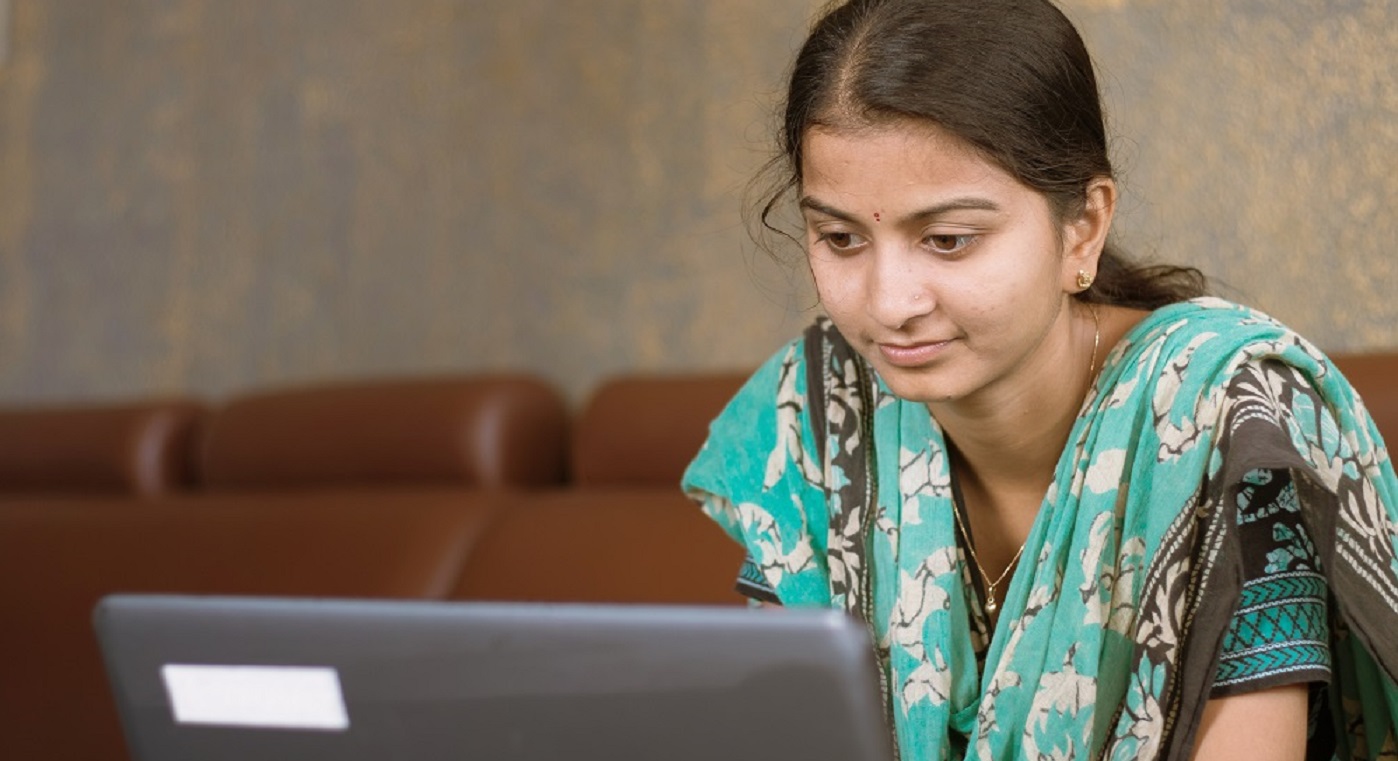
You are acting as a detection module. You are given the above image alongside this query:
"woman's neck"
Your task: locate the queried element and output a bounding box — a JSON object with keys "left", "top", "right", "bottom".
{"left": 935, "top": 378, "right": 1083, "bottom": 501}
{"left": 932, "top": 304, "right": 1148, "bottom": 507}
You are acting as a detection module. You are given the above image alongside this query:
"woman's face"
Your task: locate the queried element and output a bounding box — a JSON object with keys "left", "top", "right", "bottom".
{"left": 800, "top": 122, "right": 1093, "bottom": 409}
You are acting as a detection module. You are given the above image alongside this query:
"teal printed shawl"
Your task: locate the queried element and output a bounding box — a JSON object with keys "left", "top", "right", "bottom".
{"left": 683, "top": 298, "right": 1398, "bottom": 760}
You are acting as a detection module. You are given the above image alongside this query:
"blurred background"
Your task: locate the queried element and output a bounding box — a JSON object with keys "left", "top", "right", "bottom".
{"left": 0, "top": 0, "right": 1393, "bottom": 405}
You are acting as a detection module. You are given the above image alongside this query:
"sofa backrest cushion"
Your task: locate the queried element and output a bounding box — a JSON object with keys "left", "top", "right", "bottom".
{"left": 200, "top": 376, "right": 568, "bottom": 490}
{"left": 450, "top": 490, "right": 746, "bottom": 605}
{"left": 0, "top": 493, "right": 498, "bottom": 761}
{"left": 572, "top": 374, "right": 747, "bottom": 487}
{"left": 0, "top": 400, "right": 204, "bottom": 497}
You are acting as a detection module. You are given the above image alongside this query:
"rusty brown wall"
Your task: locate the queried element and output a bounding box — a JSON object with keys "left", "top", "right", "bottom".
{"left": 0, "top": 0, "right": 1393, "bottom": 403}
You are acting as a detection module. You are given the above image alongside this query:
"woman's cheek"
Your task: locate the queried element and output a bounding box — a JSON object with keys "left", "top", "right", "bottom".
{"left": 810, "top": 258, "right": 860, "bottom": 312}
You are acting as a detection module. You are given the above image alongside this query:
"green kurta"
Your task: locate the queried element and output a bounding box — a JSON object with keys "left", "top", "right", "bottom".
{"left": 684, "top": 298, "right": 1398, "bottom": 760}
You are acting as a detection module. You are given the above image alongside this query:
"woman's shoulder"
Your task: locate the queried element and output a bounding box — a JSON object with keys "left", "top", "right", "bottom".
{"left": 679, "top": 318, "right": 833, "bottom": 506}
{"left": 1129, "top": 297, "right": 1285, "bottom": 341}
{"left": 681, "top": 321, "right": 824, "bottom": 490}
{"left": 1106, "top": 298, "right": 1381, "bottom": 452}
{"left": 722, "top": 325, "right": 817, "bottom": 415}
{"left": 1117, "top": 297, "right": 1332, "bottom": 375}
{"left": 704, "top": 317, "right": 855, "bottom": 421}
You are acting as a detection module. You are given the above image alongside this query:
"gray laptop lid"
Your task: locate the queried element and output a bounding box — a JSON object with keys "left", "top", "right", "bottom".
{"left": 94, "top": 595, "right": 894, "bottom": 761}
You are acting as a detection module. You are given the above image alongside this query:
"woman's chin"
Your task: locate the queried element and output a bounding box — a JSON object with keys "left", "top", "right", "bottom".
{"left": 873, "top": 368, "right": 964, "bottom": 406}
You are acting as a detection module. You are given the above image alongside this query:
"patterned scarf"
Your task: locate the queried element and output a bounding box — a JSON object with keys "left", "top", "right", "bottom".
{"left": 683, "top": 298, "right": 1398, "bottom": 760}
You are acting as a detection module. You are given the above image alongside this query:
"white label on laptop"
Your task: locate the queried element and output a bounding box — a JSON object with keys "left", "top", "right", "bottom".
{"left": 161, "top": 664, "right": 350, "bottom": 731}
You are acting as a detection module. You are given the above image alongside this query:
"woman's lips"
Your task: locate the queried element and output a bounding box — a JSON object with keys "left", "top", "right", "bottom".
{"left": 877, "top": 339, "right": 955, "bottom": 368}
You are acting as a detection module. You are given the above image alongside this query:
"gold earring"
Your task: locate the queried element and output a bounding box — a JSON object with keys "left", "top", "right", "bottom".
{"left": 1076, "top": 270, "right": 1094, "bottom": 290}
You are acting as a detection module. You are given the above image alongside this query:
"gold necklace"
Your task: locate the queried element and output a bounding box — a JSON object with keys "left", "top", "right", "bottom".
{"left": 952, "top": 303, "right": 1101, "bottom": 620}
{"left": 950, "top": 494, "right": 1022, "bottom": 619}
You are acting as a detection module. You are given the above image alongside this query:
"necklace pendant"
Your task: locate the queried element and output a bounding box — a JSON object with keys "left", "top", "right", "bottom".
{"left": 984, "top": 595, "right": 998, "bottom": 617}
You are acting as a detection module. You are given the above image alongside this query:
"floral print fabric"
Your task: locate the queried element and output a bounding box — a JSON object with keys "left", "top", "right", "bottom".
{"left": 682, "top": 298, "right": 1398, "bottom": 760}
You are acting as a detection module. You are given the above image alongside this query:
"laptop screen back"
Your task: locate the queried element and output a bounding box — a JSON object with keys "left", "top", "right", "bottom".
{"left": 94, "top": 595, "right": 894, "bottom": 761}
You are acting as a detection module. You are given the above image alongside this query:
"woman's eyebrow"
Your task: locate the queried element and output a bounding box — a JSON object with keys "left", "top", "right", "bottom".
{"left": 798, "top": 196, "right": 857, "bottom": 221}
{"left": 798, "top": 195, "right": 1003, "bottom": 223}
{"left": 902, "top": 197, "right": 1004, "bottom": 222}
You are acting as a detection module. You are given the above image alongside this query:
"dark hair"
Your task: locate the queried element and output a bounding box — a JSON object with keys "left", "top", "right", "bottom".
{"left": 752, "top": 0, "right": 1205, "bottom": 310}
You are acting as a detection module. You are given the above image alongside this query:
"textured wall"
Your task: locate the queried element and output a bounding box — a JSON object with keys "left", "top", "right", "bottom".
{"left": 1069, "top": 0, "right": 1398, "bottom": 349}
{"left": 0, "top": 0, "right": 1393, "bottom": 404}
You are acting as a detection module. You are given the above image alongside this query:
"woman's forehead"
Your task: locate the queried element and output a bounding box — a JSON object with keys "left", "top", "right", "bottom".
{"left": 799, "top": 123, "right": 1018, "bottom": 201}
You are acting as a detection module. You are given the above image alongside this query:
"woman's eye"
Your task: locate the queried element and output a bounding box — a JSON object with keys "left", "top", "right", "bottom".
{"left": 926, "top": 234, "right": 974, "bottom": 254}
{"left": 819, "top": 231, "right": 865, "bottom": 251}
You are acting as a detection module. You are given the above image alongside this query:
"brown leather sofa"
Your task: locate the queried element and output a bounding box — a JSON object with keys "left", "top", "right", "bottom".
{"left": 452, "top": 374, "right": 748, "bottom": 605}
{"left": 0, "top": 399, "right": 207, "bottom": 497}
{"left": 0, "top": 377, "right": 569, "bottom": 760}
{"left": 0, "top": 354, "right": 1392, "bottom": 760}
{"left": 0, "top": 373, "right": 747, "bottom": 760}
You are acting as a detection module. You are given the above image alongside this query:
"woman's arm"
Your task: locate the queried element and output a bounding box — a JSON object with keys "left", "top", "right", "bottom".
{"left": 1190, "top": 684, "right": 1309, "bottom": 761}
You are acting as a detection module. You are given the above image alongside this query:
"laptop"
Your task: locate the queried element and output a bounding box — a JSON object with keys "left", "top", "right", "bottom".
{"left": 94, "top": 595, "right": 895, "bottom": 761}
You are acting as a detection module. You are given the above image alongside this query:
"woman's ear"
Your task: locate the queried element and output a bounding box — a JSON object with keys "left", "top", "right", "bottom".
{"left": 1060, "top": 177, "right": 1117, "bottom": 290}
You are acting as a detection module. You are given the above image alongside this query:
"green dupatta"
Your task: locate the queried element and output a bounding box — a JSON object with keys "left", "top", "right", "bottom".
{"left": 683, "top": 298, "right": 1398, "bottom": 760}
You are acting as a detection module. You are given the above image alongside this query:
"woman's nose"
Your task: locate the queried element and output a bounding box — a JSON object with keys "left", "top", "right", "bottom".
{"left": 866, "top": 248, "right": 933, "bottom": 328}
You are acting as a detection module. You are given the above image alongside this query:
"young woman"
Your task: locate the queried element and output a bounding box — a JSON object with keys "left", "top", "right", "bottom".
{"left": 682, "top": 1, "right": 1398, "bottom": 759}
